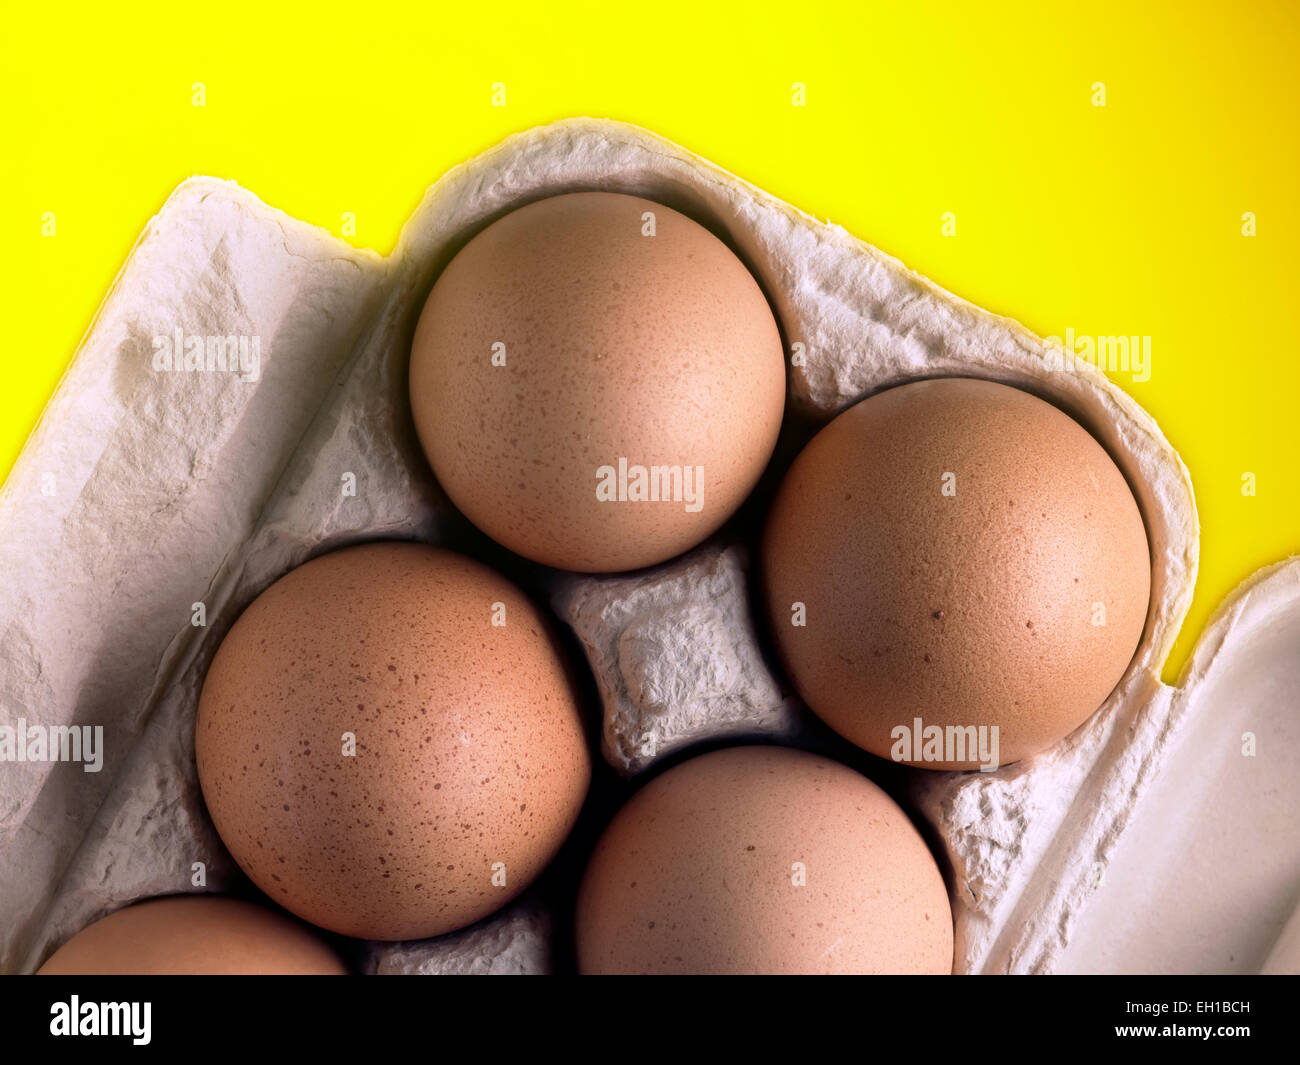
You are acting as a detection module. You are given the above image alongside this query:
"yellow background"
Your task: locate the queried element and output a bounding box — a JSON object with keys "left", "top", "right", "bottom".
{"left": 3, "top": 0, "right": 1296, "bottom": 679}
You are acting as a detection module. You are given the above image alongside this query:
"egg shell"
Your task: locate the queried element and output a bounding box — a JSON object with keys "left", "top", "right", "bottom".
{"left": 196, "top": 542, "right": 590, "bottom": 941}
{"left": 409, "top": 190, "right": 786, "bottom": 573}
{"left": 36, "top": 896, "right": 347, "bottom": 975}
{"left": 575, "top": 745, "right": 953, "bottom": 974}
{"left": 762, "top": 377, "right": 1151, "bottom": 769}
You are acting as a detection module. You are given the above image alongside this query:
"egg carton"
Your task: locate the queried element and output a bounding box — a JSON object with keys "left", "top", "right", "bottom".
{"left": 1, "top": 118, "right": 1295, "bottom": 975}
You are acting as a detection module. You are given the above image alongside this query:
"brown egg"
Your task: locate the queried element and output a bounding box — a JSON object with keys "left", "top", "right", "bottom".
{"left": 409, "top": 191, "right": 786, "bottom": 573}
{"left": 762, "top": 377, "right": 1151, "bottom": 769}
{"left": 576, "top": 746, "right": 952, "bottom": 974}
{"left": 196, "top": 542, "right": 590, "bottom": 940}
{"left": 37, "top": 896, "right": 347, "bottom": 974}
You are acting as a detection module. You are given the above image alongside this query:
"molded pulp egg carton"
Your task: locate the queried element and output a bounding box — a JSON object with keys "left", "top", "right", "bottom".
{"left": 1, "top": 119, "right": 1296, "bottom": 975}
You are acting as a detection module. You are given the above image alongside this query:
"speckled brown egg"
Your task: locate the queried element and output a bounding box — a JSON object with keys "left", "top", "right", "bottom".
{"left": 37, "top": 896, "right": 347, "bottom": 974}
{"left": 409, "top": 191, "right": 786, "bottom": 573}
{"left": 762, "top": 377, "right": 1151, "bottom": 769}
{"left": 575, "top": 745, "right": 952, "bottom": 974}
{"left": 196, "top": 542, "right": 590, "bottom": 940}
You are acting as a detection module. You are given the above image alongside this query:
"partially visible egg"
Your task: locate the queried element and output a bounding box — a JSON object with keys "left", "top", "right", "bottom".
{"left": 409, "top": 191, "right": 786, "bottom": 573}
{"left": 37, "top": 896, "right": 347, "bottom": 974}
{"left": 575, "top": 745, "right": 953, "bottom": 974}
{"left": 196, "top": 542, "right": 590, "bottom": 940}
{"left": 762, "top": 377, "right": 1151, "bottom": 769}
